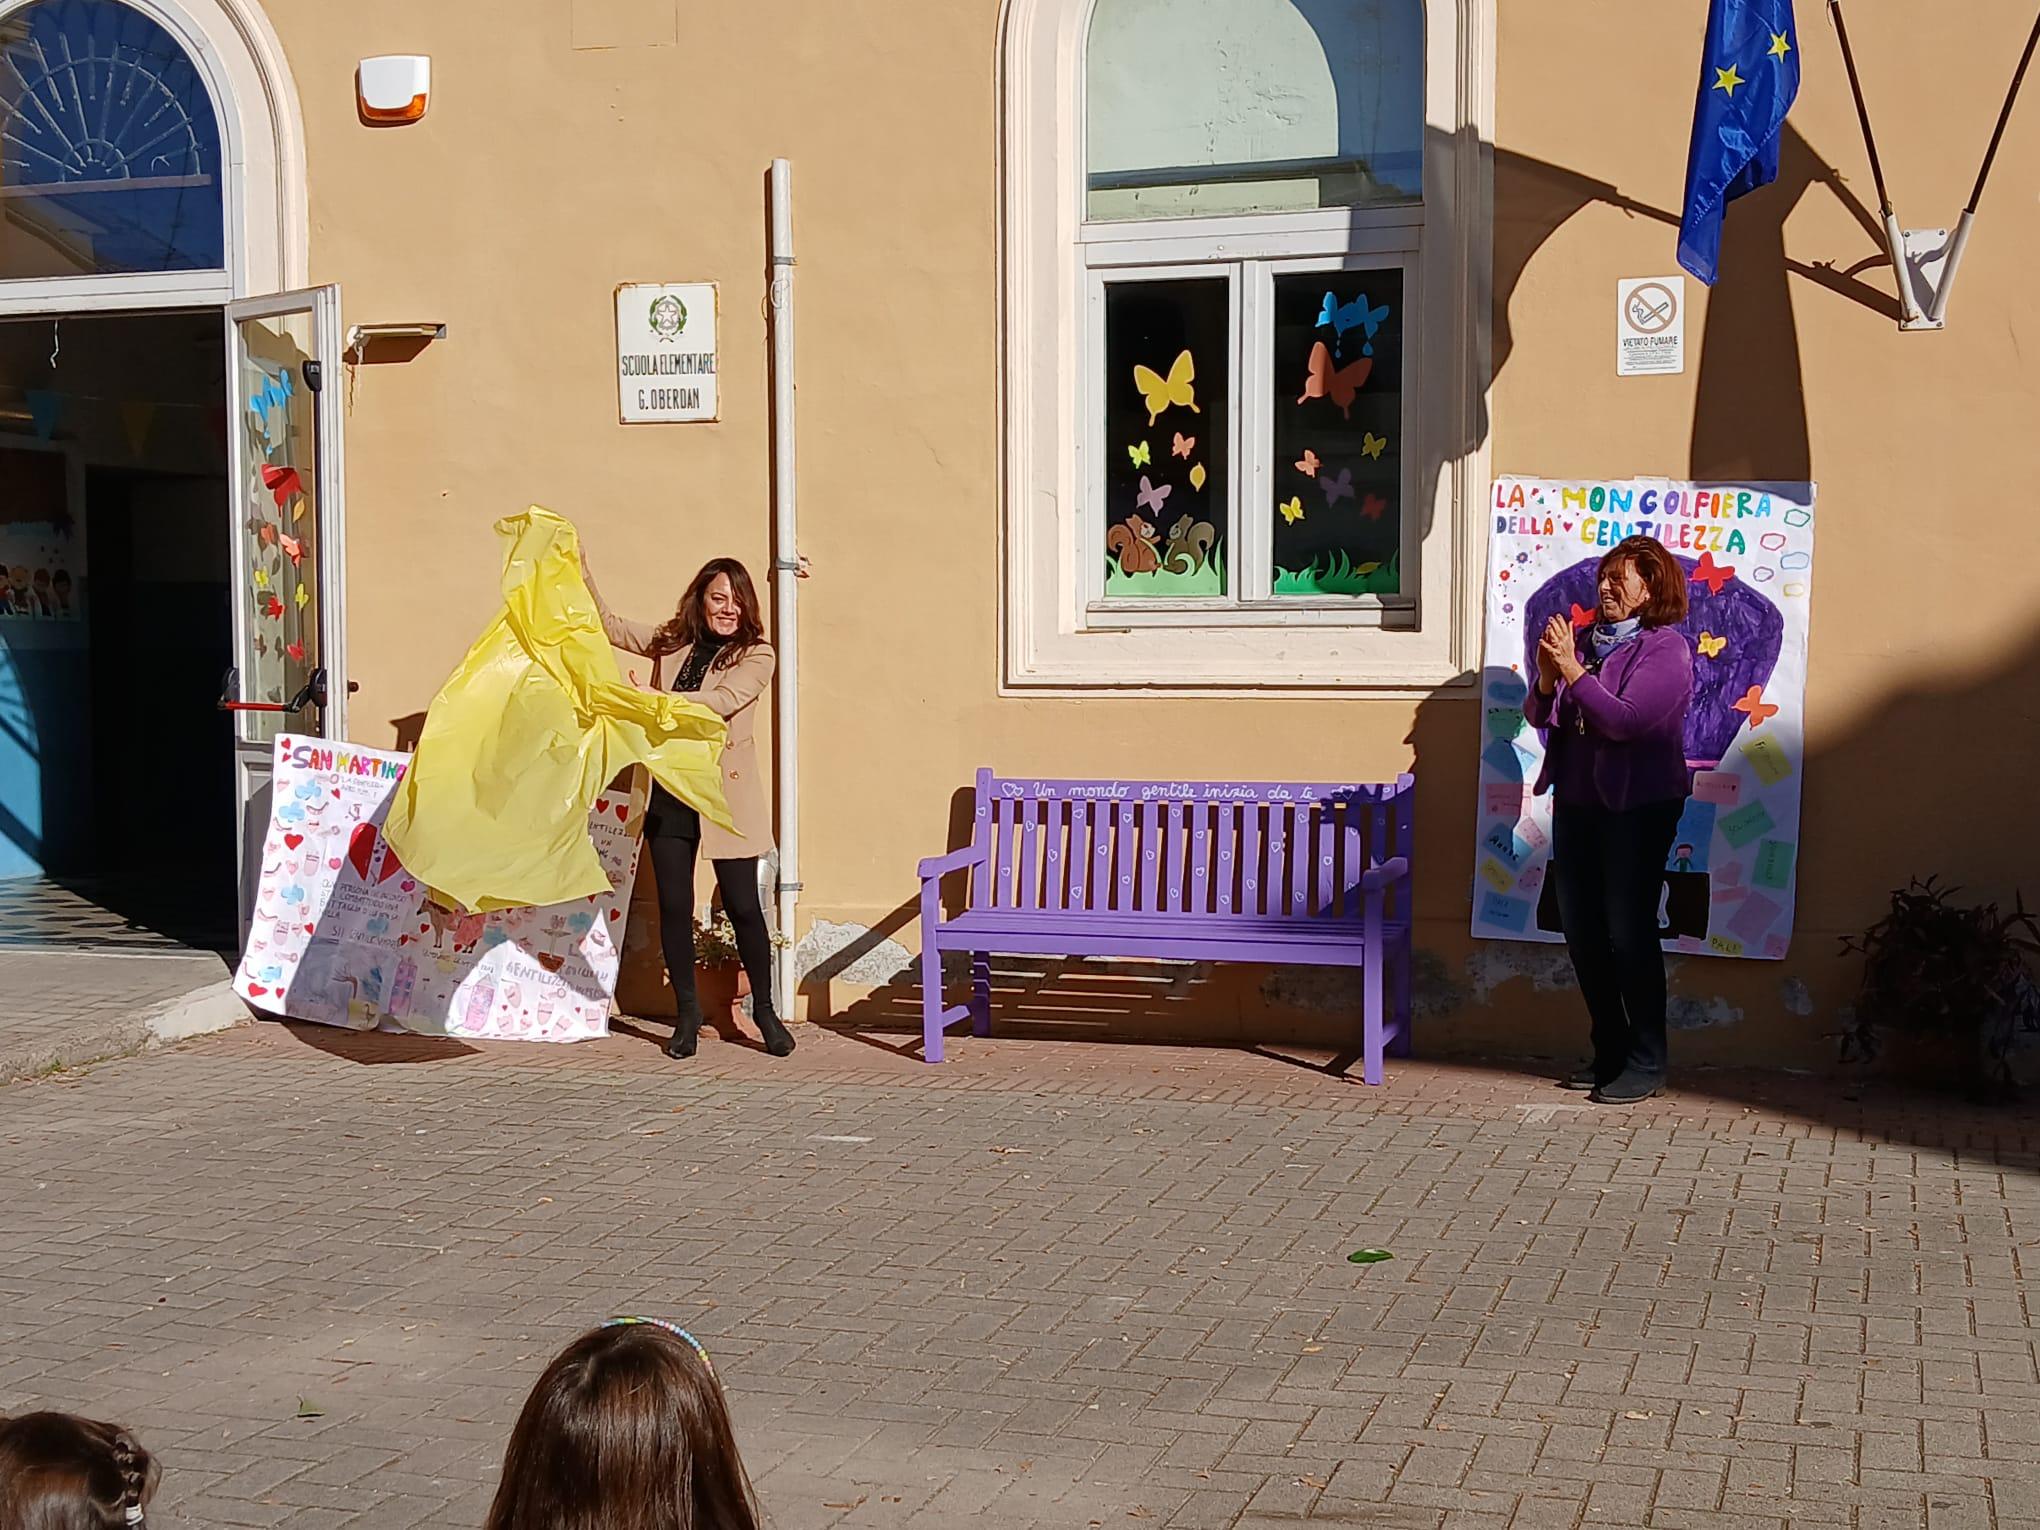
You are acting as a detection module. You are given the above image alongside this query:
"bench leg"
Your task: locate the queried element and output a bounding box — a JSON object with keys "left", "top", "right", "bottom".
{"left": 1389, "top": 930, "right": 1414, "bottom": 1059}
{"left": 970, "top": 953, "right": 991, "bottom": 1037}
{"left": 920, "top": 883, "right": 946, "bottom": 1064}
{"left": 1362, "top": 893, "right": 1385, "bottom": 1085}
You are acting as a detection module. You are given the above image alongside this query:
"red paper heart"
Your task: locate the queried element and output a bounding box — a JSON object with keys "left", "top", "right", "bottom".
{"left": 246, "top": 984, "right": 268, "bottom": 997}
{"left": 304, "top": 923, "right": 315, "bottom": 935}
{"left": 347, "top": 823, "right": 377, "bottom": 879}
{"left": 284, "top": 833, "right": 304, "bottom": 850}
{"left": 612, "top": 802, "right": 627, "bottom": 821}
{"left": 607, "top": 908, "right": 620, "bottom": 920}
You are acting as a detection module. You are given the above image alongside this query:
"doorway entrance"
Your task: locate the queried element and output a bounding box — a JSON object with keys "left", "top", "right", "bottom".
{"left": 0, "top": 308, "right": 236, "bottom": 947}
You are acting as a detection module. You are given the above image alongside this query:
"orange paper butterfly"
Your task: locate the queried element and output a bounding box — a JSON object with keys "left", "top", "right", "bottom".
{"left": 1172, "top": 433, "right": 1196, "bottom": 459}
{"left": 1733, "top": 686, "right": 1779, "bottom": 728}
{"left": 1294, "top": 449, "right": 1322, "bottom": 477}
{"left": 1295, "top": 341, "right": 1372, "bottom": 419}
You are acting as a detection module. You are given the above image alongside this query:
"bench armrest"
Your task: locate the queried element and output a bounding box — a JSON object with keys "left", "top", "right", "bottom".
{"left": 918, "top": 845, "right": 990, "bottom": 881}
{"left": 1357, "top": 856, "right": 1411, "bottom": 892}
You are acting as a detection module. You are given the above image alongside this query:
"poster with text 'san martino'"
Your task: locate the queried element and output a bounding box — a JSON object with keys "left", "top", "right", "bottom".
{"left": 1473, "top": 478, "right": 1815, "bottom": 960}
{"left": 234, "top": 735, "right": 642, "bottom": 1040}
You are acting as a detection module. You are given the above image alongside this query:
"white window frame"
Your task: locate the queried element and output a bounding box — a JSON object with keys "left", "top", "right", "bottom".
{"left": 1001, "top": 0, "right": 1494, "bottom": 694}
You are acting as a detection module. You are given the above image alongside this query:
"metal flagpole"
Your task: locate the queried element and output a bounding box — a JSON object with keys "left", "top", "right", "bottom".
{"left": 1826, "top": 0, "right": 1925, "bottom": 324}
{"left": 1927, "top": 7, "right": 2040, "bottom": 322}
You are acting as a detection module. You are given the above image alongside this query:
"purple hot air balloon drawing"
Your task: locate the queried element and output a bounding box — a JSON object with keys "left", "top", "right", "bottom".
{"left": 1522, "top": 555, "right": 1783, "bottom": 770}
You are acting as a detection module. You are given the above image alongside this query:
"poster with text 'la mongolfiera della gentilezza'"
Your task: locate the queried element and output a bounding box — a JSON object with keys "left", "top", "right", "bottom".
{"left": 1472, "top": 478, "right": 1816, "bottom": 960}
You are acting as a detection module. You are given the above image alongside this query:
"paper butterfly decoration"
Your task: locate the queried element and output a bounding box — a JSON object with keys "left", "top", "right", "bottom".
{"left": 1732, "top": 685, "right": 1779, "bottom": 727}
{"left": 1696, "top": 631, "right": 1727, "bottom": 658}
{"left": 287, "top": 640, "right": 306, "bottom": 663}
{"left": 1278, "top": 496, "right": 1305, "bottom": 525}
{"left": 1294, "top": 449, "right": 1322, "bottom": 477}
{"left": 253, "top": 567, "right": 270, "bottom": 590}
{"left": 1172, "top": 433, "right": 1195, "bottom": 459}
{"left": 1135, "top": 475, "right": 1172, "bottom": 515}
{"left": 1354, "top": 294, "right": 1392, "bottom": 354}
{"left": 246, "top": 368, "right": 295, "bottom": 438}
{"left": 1360, "top": 492, "right": 1388, "bottom": 522}
{"left": 1133, "top": 350, "right": 1199, "bottom": 425}
{"left": 1690, "top": 551, "right": 1736, "bottom": 596}
{"left": 1361, "top": 432, "right": 1388, "bottom": 460}
{"left": 1296, "top": 342, "right": 1372, "bottom": 419}
{"left": 1127, "top": 440, "right": 1152, "bottom": 468}
{"left": 1319, "top": 467, "right": 1355, "bottom": 507}
{"left": 294, "top": 584, "right": 310, "bottom": 610}
{"left": 1316, "top": 292, "right": 1392, "bottom": 354}
{"left": 262, "top": 594, "right": 285, "bottom": 620}
{"left": 1569, "top": 602, "right": 1596, "bottom": 629}
{"left": 261, "top": 463, "right": 303, "bottom": 508}
{"left": 253, "top": 634, "right": 268, "bottom": 657}
{"left": 257, "top": 521, "right": 278, "bottom": 547}
{"left": 1189, "top": 463, "right": 1207, "bottom": 491}
{"left": 279, "top": 533, "right": 303, "bottom": 567}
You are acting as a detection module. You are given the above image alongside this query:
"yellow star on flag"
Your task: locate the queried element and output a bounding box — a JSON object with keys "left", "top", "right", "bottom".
{"left": 1714, "top": 63, "right": 1745, "bottom": 96}
{"left": 1768, "top": 31, "right": 1791, "bottom": 60}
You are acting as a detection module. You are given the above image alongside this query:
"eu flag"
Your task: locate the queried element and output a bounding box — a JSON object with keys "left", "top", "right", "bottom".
{"left": 1677, "top": 0, "right": 1801, "bottom": 284}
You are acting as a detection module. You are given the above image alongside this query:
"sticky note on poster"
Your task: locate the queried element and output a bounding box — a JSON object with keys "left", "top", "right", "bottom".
{"left": 1479, "top": 858, "right": 1516, "bottom": 893}
{"left": 1718, "top": 799, "right": 1776, "bottom": 849}
{"left": 1483, "top": 823, "right": 1532, "bottom": 872}
{"left": 1692, "top": 770, "right": 1742, "bottom": 807}
{"left": 1478, "top": 891, "right": 1531, "bottom": 933}
{"left": 1727, "top": 891, "right": 1785, "bottom": 944}
{"left": 1752, "top": 839, "right": 1796, "bottom": 891}
{"left": 1741, "top": 737, "right": 1793, "bottom": 786}
{"left": 1484, "top": 783, "right": 1529, "bottom": 817}
{"left": 1485, "top": 706, "right": 1526, "bottom": 741}
{"left": 1708, "top": 933, "right": 1746, "bottom": 957}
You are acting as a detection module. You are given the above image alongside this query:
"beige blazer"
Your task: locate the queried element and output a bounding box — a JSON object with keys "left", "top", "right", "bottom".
{"left": 586, "top": 573, "right": 774, "bottom": 862}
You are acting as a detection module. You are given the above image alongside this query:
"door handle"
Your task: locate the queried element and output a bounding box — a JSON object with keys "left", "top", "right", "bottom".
{"left": 218, "top": 666, "right": 328, "bottom": 714}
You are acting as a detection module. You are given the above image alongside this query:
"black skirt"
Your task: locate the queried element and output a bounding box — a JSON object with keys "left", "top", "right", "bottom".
{"left": 644, "top": 784, "right": 701, "bottom": 841}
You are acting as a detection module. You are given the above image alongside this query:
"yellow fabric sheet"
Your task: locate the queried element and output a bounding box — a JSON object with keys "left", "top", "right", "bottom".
{"left": 382, "top": 507, "right": 731, "bottom": 911}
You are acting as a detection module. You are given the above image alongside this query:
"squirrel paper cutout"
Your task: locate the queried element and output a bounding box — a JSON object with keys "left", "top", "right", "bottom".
{"left": 1106, "top": 513, "right": 1162, "bottom": 574}
{"left": 1163, "top": 514, "right": 1217, "bottom": 575}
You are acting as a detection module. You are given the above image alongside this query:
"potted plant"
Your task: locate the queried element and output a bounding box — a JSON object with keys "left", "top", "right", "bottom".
{"left": 692, "top": 910, "right": 750, "bottom": 1020}
{"left": 1839, "top": 878, "right": 2040, "bottom": 1102}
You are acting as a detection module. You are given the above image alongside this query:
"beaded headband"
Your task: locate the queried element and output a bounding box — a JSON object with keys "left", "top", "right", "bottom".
{"left": 601, "top": 1315, "right": 713, "bottom": 1375}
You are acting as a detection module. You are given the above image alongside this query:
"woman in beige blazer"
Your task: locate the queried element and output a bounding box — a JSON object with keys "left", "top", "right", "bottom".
{"left": 584, "top": 555, "right": 791, "bottom": 1060}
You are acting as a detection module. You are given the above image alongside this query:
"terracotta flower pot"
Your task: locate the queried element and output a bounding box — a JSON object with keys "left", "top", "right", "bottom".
{"left": 694, "top": 961, "right": 750, "bottom": 1030}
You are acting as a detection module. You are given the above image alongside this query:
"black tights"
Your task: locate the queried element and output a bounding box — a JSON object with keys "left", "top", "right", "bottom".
{"left": 646, "top": 837, "right": 778, "bottom": 1026}
{"left": 1550, "top": 799, "right": 1683, "bottom": 1084}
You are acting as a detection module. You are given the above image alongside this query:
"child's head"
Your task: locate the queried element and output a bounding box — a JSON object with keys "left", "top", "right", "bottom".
{"left": 0, "top": 1412, "right": 158, "bottom": 1529}
{"left": 485, "top": 1318, "right": 758, "bottom": 1530}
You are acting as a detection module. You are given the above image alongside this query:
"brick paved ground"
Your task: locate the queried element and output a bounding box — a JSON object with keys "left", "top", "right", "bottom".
{"left": 4, "top": 1018, "right": 2038, "bottom": 1529}
{"left": 0, "top": 948, "right": 236, "bottom": 1082}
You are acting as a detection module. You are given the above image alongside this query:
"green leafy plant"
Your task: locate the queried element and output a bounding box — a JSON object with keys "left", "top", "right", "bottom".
{"left": 1273, "top": 551, "right": 1399, "bottom": 598}
{"left": 1839, "top": 878, "right": 2040, "bottom": 1101}
{"left": 1103, "top": 543, "right": 1227, "bottom": 598}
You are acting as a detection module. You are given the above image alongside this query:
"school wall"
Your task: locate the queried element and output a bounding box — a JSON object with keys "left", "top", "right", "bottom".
{"left": 265, "top": 0, "right": 2040, "bottom": 1063}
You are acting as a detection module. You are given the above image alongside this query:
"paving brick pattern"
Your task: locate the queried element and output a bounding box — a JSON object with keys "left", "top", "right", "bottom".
{"left": 3, "top": 1021, "right": 2038, "bottom": 1528}
{"left": 0, "top": 949, "right": 232, "bottom": 1081}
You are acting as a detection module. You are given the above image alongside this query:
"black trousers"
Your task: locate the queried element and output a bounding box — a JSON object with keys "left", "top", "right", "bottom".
{"left": 646, "top": 835, "right": 778, "bottom": 1027}
{"left": 1550, "top": 799, "right": 1684, "bottom": 1083}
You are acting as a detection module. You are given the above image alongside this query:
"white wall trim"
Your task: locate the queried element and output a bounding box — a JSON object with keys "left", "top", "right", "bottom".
{"left": 998, "top": 0, "right": 1495, "bottom": 694}
{"left": 0, "top": 0, "right": 307, "bottom": 314}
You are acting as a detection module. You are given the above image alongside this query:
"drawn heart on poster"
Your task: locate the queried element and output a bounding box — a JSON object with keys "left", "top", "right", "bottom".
{"left": 284, "top": 832, "right": 304, "bottom": 850}
{"left": 608, "top": 908, "right": 620, "bottom": 920}
{"left": 612, "top": 802, "right": 628, "bottom": 821}
{"left": 246, "top": 984, "right": 268, "bottom": 997}
{"left": 376, "top": 849, "right": 406, "bottom": 884}
{"left": 304, "top": 923, "right": 315, "bottom": 935}
{"left": 328, "top": 857, "right": 342, "bottom": 871}
{"left": 399, "top": 880, "right": 415, "bottom": 893}
{"left": 347, "top": 823, "right": 378, "bottom": 879}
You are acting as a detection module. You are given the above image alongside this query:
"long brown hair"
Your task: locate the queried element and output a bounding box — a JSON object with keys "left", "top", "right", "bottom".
{"left": 483, "top": 1323, "right": 759, "bottom": 1530}
{"left": 0, "top": 1412, "right": 158, "bottom": 1530}
{"left": 1598, "top": 535, "right": 1689, "bottom": 628}
{"left": 650, "top": 559, "right": 765, "bottom": 668}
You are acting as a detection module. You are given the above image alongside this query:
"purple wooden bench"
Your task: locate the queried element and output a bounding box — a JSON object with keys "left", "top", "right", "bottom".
{"left": 916, "top": 770, "right": 1415, "bottom": 1081}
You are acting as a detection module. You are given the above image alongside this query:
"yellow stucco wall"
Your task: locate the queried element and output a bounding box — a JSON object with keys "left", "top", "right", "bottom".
{"left": 257, "top": 0, "right": 2040, "bottom": 1061}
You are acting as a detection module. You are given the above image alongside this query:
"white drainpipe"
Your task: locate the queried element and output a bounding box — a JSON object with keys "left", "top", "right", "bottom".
{"left": 769, "top": 158, "right": 801, "bottom": 1016}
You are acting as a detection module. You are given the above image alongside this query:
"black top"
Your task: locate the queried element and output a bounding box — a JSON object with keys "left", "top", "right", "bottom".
{"left": 644, "top": 637, "right": 726, "bottom": 840}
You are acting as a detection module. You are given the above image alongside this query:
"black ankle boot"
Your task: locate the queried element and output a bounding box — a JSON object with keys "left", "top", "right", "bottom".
{"left": 664, "top": 1014, "right": 701, "bottom": 1060}
{"left": 757, "top": 1012, "right": 795, "bottom": 1058}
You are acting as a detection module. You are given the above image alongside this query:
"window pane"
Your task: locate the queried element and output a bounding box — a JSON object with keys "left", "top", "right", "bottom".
{"left": 0, "top": 0, "right": 226, "bottom": 279}
{"left": 1102, "top": 277, "right": 1229, "bottom": 598}
{"left": 235, "top": 311, "right": 320, "bottom": 744}
{"left": 1087, "top": 0, "right": 1422, "bottom": 221}
{"left": 1270, "top": 269, "right": 1403, "bottom": 597}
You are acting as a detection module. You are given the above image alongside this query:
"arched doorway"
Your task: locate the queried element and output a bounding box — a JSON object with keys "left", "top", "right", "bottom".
{"left": 0, "top": 0, "right": 337, "bottom": 952}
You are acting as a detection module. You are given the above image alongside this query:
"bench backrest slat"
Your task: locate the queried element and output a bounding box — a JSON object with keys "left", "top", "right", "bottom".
{"left": 1214, "top": 803, "right": 1236, "bottom": 915}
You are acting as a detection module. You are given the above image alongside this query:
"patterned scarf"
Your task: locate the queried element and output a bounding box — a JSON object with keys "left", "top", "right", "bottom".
{"left": 1588, "top": 617, "right": 1644, "bottom": 661}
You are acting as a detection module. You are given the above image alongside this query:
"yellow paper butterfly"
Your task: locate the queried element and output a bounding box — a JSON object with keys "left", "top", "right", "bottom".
{"left": 1361, "top": 432, "right": 1388, "bottom": 460}
{"left": 1128, "top": 440, "right": 1151, "bottom": 468}
{"left": 1190, "top": 463, "right": 1208, "bottom": 491}
{"left": 1696, "top": 631, "right": 1726, "bottom": 658}
{"left": 1133, "top": 350, "right": 1199, "bottom": 425}
{"left": 253, "top": 567, "right": 270, "bottom": 589}
{"left": 294, "top": 584, "right": 310, "bottom": 610}
{"left": 1278, "top": 496, "right": 1305, "bottom": 525}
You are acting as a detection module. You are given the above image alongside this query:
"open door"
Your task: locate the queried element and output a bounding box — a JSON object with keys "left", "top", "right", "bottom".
{"left": 224, "top": 287, "right": 348, "bottom": 933}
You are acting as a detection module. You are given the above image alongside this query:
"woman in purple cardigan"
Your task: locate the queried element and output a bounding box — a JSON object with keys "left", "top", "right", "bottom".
{"left": 1524, "top": 536, "right": 1692, "bottom": 1104}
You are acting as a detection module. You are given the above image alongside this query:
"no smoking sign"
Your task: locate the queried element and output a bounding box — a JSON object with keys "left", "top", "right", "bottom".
{"left": 1617, "top": 275, "right": 1685, "bottom": 376}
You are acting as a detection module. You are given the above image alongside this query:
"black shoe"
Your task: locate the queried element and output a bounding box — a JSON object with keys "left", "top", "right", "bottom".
{"left": 1559, "top": 1067, "right": 1598, "bottom": 1091}
{"left": 757, "top": 1013, "right": 796, "bottom": 1058}
{"left": 664, "top": 1016, "right": 700, "bottom": 1060}
{"left": 1590, "top": 1071, "right": 1662, "bottom": 1105}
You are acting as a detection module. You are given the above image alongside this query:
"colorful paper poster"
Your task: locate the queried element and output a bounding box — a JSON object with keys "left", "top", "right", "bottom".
{"left": 0, "top": 521, "right": 82, "bottom": 621}
{"left": 234, "top": 734, "right": 643, "bottom": 1040}
{"left": 1472, "top": 478, "right": 1815, "bottom": 960}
